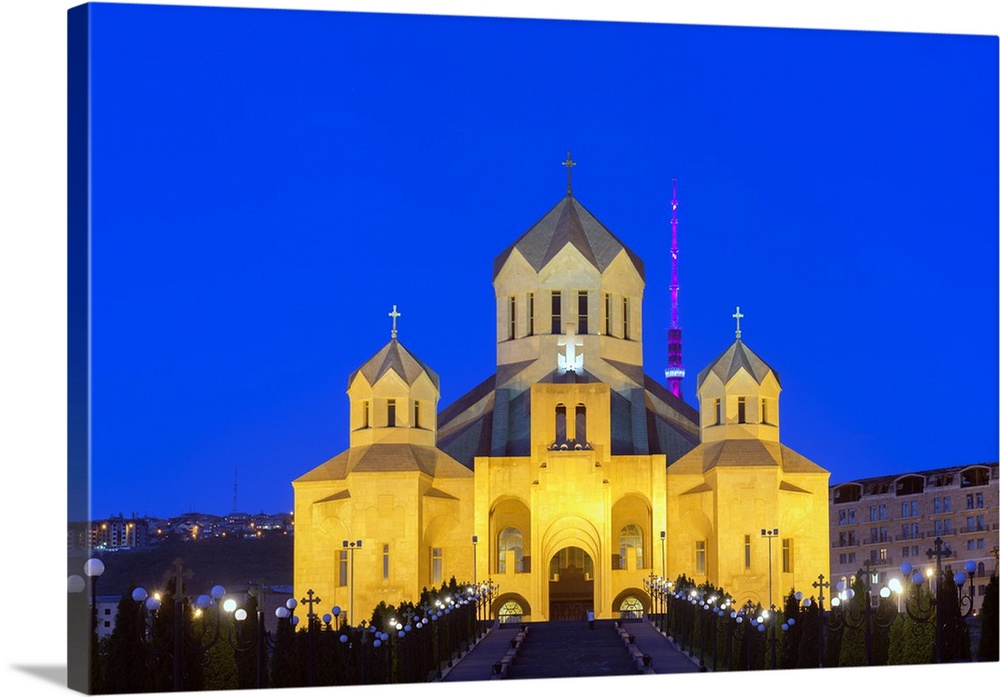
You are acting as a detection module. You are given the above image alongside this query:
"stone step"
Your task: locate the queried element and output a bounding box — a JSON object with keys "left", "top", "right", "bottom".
{"left": 505, "top": 620, "right": 640, "bottom": 680}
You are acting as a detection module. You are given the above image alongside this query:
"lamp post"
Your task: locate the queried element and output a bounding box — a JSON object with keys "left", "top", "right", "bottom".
{"left": 342, "top": 539, "right": 362, "bottom": 627}
{"left": 761, "top": 528, "right": 779, "bottom": 611}
{"left": 83, "top": 558, "right": 105, "bottom": 693}
{"left": 132, "top": 558, "right": 228, "bottom": 692}
{"left": 660, "top": 530, "right": 666, "bottom": 578}
{"left": 472, "top": 535, "right": 478, "bottom": 585}
{"left": 227, "top": 581, "right": 280, "bottom": 689}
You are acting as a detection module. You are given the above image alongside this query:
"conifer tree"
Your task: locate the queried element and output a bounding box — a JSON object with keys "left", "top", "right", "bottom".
{"left": 976, "top": 574, "right": 998, "bottom": 661}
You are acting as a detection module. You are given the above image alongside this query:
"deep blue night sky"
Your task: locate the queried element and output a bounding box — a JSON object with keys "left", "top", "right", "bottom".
{"left": 82, "top": 3, "right": 998, "bottom": 519}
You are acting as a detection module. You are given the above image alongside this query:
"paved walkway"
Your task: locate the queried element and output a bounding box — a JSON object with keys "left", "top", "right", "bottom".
{"left": 441, "top": 617, "right": 700, "bottom": 681}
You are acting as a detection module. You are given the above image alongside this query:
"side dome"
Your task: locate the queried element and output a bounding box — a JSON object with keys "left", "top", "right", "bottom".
{"left": 696, "top": 339, "right": 780, "bottom": 389}
{"left": 348, "top": 339, "right": 440, "bottom": 391}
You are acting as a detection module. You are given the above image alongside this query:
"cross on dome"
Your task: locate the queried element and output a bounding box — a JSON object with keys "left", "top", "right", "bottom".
{"left": 732, "top": 306, "right": 744, "bottom": 340}
{"left": 562, "top": 151, "right": 577, "bottom": 196}
{"left": 388, "top": 305, "right": 401, "bottom": 339}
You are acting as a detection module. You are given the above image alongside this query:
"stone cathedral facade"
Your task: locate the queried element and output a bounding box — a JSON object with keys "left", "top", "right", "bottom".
{"left": 293, "top": 185, "right": 830, "bottom": 623}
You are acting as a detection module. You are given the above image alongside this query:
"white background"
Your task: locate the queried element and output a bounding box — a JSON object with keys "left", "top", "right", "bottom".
{"left": 1, "top": 1, "right": 997, "bottom": 696}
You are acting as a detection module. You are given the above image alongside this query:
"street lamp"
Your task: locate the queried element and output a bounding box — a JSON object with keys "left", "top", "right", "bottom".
{"left": 132, "top": 558, "right": 228, "bottom": 692}
{"left": 660, "top": 530, "right": 666, "bottom": 578}
{"left": 761, "top": 528, "right": 779, "bottom": 610}
{"left": 342, "top": 539, "right": 362, "bottom": 626}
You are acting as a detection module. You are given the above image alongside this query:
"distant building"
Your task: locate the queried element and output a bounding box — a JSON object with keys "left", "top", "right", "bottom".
{"left": 91, "top": 514, "right": 149, "bottom": 550}
{"left": 829, "top": 462, "right": 998, "bottom": 613}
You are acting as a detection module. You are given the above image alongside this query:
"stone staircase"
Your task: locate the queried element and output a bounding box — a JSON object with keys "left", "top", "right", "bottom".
{"left": 505, "top": 620, "right": 641, "bottom": 680}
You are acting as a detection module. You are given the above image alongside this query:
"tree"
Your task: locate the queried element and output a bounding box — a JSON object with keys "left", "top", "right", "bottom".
{"left": 794, "top": 599, "right": 821, "bottom": 669}
{"left": 976, "top": 574, "right": 998, "bottom": 661}
{"left": 937, "top": 569, "right": 971, "bottom": 662}
{"left": 779, "top": 590, "right": 802, "bottom": 669}
{"left": 837, "top": 574, "right": 867, "bottom": 667}
{"left": 101, "top": 589, "right": 154, "bottom": 694}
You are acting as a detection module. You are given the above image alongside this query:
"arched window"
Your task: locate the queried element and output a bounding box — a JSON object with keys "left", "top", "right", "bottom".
{"left": 575, "top": 404, "right": 587, "bottom": 444}
{"left": 498, "top": 600, "right": 523, "bottom": 624}
{"left": 498, "top": 527, "right": 523, "bottom": 574}
{"left": 619, "top": 524, "right": 643, "bottom": 570}
{"left": 619, "top": 596, "right": 643, "bottom": 620}
{"left": 555, "top": 404, "right": 567, "bottom": 443}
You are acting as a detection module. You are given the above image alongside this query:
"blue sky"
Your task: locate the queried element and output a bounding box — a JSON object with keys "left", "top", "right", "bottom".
{"left": 81, "top": 3, "right": 998, "bottom": 519}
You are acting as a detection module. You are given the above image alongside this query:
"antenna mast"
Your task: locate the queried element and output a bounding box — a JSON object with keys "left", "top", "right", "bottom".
{"left": 664, "top": 179, "right": 685, "bottom": 399}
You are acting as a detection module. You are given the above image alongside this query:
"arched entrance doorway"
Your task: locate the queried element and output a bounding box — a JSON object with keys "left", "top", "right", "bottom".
{"left": 548, "top": 546, "right": 594, "bottom": 621}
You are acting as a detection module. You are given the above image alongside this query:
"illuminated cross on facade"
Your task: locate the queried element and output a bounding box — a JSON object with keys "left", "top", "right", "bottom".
{"left": 562, "top": 152, "right": 577, "bottom": 196}
{"left": 732, "top": 305, "right": 744, "bottom": 340}
{"left": 388, "top": 305, "right": 401, "bottom": 339}
{"left": 557, "top": 324, "right": 584, "bottom": 374}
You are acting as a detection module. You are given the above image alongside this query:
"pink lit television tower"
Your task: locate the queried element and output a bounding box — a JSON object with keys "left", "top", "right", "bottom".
{"left": 664, "top": 179, "right": 685, "bottom": 399}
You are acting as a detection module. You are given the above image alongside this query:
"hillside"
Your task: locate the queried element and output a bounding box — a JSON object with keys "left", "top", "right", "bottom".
{"left": 70, "top": 534, "right": 294, "bottom": 600}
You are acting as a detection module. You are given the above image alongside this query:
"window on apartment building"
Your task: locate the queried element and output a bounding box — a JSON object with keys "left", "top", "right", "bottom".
{"left": 848, "top": 553, "right": 856, "bottom": 564}
{"left": 944, "top": 519, "right": 952, "bottom": 534}
{"left": 508, "top": 296, "right": 516, "bottom": 340}
{"left": 934, "top": 498, "right": 942, "bottom": 514}
{"left": 943, "top": 496, "right": 951, "bottom": 512}
{"left": 578, "top": 291, "right": 588, "bottom": 334}
{"left": 551, "top": 291, "right": 562, "bottom": 334}
{"left": 878, "top": 548, "right": 888, "bottom": 562}
{"left": 839, "top": 553, "right": 847, "bottom": 564}
{"left": 744, "top": 534, "right": 751, "bottom": 570}
{"left": 848, "top": 509, "right": 856, "bottom": 524}
{"left": 432, "top": 548, "right": 443, "bottom": 585}
{"left": 902, "top": 546, "right": 910, "bottom": 558}
{"left": 782, "top": 539, "right": 793, "bottom": 573}
{"left": 696, "top": 540, "right": 706, "bottom": 575}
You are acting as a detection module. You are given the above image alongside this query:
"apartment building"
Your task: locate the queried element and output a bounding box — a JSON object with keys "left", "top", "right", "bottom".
{"left": 829, "top": 462, "right": 998, "bottom": 613}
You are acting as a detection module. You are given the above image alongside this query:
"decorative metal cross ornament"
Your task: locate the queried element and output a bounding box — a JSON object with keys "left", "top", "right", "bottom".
{"left": 732, "top": 306, "right": 744, "bottom": 339}
{"left": 388, "top": 305, "right": 401, "bottom": 339}
{"left": 562, "top": 152, "right": 577, "bottom": 196}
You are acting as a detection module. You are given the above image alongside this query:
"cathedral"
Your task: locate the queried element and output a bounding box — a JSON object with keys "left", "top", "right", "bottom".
{"left": 292, "top": 169, "right": 831, "bottom": 623}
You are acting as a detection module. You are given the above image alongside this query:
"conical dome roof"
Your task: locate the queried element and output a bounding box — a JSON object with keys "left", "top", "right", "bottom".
{"left": 348, "top": 339, "right": 440, "bottom": 390}
{"left": 493, "top": 195, "right": 645, "bottom": 281}
{"left": 697, "top": 339, "right": 780, "bottom": 388}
